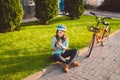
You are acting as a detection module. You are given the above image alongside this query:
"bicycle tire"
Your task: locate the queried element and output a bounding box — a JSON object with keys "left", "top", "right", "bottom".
{"left": 106, "top": 26, "right": 110, "bottom": 38}
{"left": 101, "top": 26, "right": 110, "bottom": 46}
{"left": 86, "top": 34, "right": 96, "bottom": 57}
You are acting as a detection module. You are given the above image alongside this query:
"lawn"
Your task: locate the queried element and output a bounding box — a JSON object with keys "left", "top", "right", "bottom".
{"left": 0, "top": 15, "right": 120, "bottom": 80}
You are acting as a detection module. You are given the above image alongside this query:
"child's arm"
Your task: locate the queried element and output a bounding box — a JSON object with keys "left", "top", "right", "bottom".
{"left": 51, "top": 37, "right": 57, "bottom": 51}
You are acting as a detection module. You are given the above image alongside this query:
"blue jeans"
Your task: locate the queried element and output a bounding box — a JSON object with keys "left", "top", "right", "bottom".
{"left": 52, "top": 49, "right": 78, "bottom": 65}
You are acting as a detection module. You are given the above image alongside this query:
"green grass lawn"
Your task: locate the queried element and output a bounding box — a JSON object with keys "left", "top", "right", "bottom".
{"left": 0, "top": 15, "right": 120, "bottom": 80}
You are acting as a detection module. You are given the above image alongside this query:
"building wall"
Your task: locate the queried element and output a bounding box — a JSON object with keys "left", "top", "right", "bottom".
{"left": 21, "top": 0, "right": 35, "bottom": 18}
{"left": 84, "top": 0, "right": 104, "bottom": 7}
{"left": 85, "top": 0, "right": 98, "bottom": 6}
{"left": 98, "top": 0, "right": 104, "bottom": 6}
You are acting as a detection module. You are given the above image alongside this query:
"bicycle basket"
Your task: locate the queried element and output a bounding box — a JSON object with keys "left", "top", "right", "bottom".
{"left": 87, "top": 25, "right": 100, "bottom": 32}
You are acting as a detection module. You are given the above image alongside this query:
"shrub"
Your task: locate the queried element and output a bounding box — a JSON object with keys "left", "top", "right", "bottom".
{"left": 0, "top": 0, "right": 24, "bottom": 32}
{"left": 35, "top": 0, "right": 58, "bottom": 24}
{"left": 98, "top": 0, "right": 120, "bottom": 12}
{"left": 64, "top": 0, "right": 84, "bottom": 19}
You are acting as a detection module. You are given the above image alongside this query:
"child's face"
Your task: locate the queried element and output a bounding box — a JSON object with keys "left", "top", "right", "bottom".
{"left": 57, "top": 30, "right": 64, "bottom": 38}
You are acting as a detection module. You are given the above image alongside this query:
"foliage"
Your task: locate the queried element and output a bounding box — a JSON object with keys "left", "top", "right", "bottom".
{"left": 35, "top": 0, "right": 58, "bottom": 24}
{"left": 98, "top": 0, "right": 120, "bottom": 12}
{"left": 0, "top": 0, "right": 24, "bottom": 32}
{"left": 64, "top": 0, "right": 84, "bottom": 19}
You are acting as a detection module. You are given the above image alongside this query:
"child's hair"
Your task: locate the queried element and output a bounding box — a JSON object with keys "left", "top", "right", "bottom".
{"left": 55, "top": 30, "right": 67, "bottom": 43}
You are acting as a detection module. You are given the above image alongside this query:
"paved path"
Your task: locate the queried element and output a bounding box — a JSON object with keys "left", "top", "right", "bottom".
{"left": 84, "top": 10, "right": 120, "bottom": 19}
{"left": 35, "top": 30, "right": 120, "bottom": 80}
{"left": 22, "top": 10, "right": 120, "bottom": 23}
{"left": 22, "top": 17, "right": 37, "bottom": 23}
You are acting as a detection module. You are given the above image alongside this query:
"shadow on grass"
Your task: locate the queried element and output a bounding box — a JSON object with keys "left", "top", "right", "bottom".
{"left": 50, "top": 16, "right": 71, "bottom": 24}
{"left": 0, "top": 53, "right": 53, "bottom": 78}
{"left": 18, "top": 16, "right": 71, "bottom": 29}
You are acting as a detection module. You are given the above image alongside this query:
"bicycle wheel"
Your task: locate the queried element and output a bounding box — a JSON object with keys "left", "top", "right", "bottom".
{"left": 86, "top": 34, "right": 96, "bottom": 57}
{"left": 105, "top": 26, "right": 110, "bottom": 38}
{"left": 101, "top": 26, "right": 110, "bottom": 46}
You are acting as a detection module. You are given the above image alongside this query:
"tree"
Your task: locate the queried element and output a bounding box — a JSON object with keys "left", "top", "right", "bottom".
{"left": 0, "top": 0, "right": 24, "bottom": 32}
{"left": 64, "top": 0, "right": 84, "bottom": 19}
{"left": 35, "top": 0, "right": 58, "bottom": 24}
{"left": 98, "top": 0, "right": 120, "bottom": 12}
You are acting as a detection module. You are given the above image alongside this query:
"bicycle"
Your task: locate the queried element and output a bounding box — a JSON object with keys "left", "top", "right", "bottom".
{"left": 86, "top": 12, "right": 111, "bottom": 57}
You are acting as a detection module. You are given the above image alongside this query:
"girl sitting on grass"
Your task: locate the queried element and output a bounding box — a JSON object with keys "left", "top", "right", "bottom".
{"left": 51, "top": 25, "right": 79, "bottom": 73}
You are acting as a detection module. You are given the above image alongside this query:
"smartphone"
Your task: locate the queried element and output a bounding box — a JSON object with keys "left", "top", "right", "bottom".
{"left": 55, "top": 40, "right": 59, "bottom": 45}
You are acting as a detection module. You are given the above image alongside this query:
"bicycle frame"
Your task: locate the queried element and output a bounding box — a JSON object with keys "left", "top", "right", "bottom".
{"left": 94, "top": 25, "right": 107, "bottom": 44}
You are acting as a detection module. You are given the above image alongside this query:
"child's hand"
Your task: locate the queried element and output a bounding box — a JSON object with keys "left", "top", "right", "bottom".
{"left": 55, "top": 40, "right": 59, "bottom": 45}
{"left": 55, "top": 40, "right": 62, "bottom": 47}
{"left": 58, "top": 42, "right": 62, "bottom": 46}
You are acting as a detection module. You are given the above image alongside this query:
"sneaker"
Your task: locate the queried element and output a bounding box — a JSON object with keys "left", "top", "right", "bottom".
{"left": 71, "top": 61, "right": 79, "bottom": 67}
{"left": 63, "top": 64, "right": 69, "bottom": 73}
